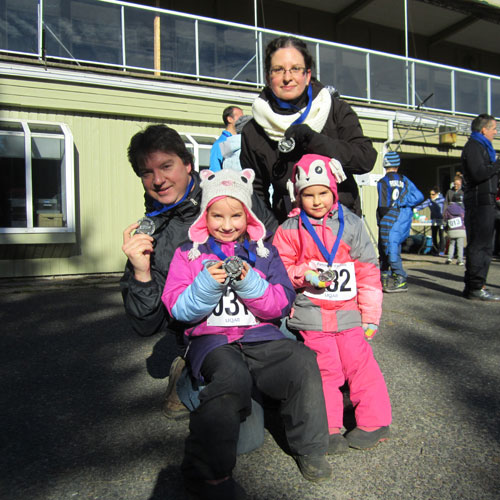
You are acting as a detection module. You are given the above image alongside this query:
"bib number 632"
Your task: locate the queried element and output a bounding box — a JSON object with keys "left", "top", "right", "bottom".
{"left": 305, "top": 261, "right": 357, "bottom": 301}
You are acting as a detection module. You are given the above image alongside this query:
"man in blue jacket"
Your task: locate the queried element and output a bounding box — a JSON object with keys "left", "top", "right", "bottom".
{"left": 377, "top": 151, "right": 424, "bottom": 292}
{"left": 209, "top": 105, "right": 243, "bottom": 172}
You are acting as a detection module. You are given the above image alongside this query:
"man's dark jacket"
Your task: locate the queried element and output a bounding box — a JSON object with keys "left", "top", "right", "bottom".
{"left": 462, "top": 139, "right": 500, "bottom": 207}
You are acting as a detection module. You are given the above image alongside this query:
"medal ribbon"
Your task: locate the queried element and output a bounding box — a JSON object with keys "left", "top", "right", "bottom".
{"left": 208, "top": 237, "right": 256, "bottom": 265}
{"left": 145, "top": 178, "right": 195, "bottom": 217}
{"left": 300, "top": 205, "right": 344, "bottom": 267}
{"left": 273, "top": 84, "right": 313, "bottom": 125}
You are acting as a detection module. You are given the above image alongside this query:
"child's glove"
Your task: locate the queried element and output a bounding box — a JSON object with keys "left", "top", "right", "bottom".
{"left": 305, "top": 269, "right": 329, "bottom": 288}
{"left": 363, "top": 323, "right": 378, "bottom": 340}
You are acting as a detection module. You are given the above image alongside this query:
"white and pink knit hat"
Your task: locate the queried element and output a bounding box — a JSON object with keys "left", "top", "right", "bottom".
{"left": 188, "top": 168, "right": 269, "bottom": 260}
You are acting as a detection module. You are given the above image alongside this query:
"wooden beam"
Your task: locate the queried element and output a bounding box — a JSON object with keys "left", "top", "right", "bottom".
{"left": 428, "top": 15, "right": 478, "bottom": 46}
{"left": 336, "top": 0, "right": 376, "bottom": 26}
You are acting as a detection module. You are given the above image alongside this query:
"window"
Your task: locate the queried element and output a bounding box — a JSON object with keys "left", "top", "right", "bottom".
{"left": 0, "top": 119, "right": 75, "bottom": 242}
{"left": 182, "top": 133, "right": 218, "bottom": 171}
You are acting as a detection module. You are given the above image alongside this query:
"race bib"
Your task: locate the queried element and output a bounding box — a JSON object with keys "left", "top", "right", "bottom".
{"left": 447, "top": 217, "right": 462, "bottom": 229}
{"left": 207, "top": 287, "right": 258, "bottom": 327}
{"left": 304, "top": 261, "right": 357, "bottom": 301}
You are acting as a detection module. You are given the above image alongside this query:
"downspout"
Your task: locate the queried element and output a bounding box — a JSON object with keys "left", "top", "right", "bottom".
{"left": 382, "top": 119, "right": 394, "bottom": 157}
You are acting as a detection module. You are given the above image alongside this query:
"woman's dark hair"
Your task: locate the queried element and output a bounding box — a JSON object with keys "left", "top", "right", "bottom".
{"left": 264, "top": 36, "right": 315, "bottom": 75}
{"left": 127, "top": 124, "right": 193, "bottom": 176}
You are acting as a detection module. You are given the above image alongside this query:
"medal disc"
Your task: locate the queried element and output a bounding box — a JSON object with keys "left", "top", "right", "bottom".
{"left": 223, "top": 256, "right": 244, "bottom": 279}
{"left": 135, "top": 217, "right": 156, "bottom": 236}
{"left": 278, "top": 137, "right": 295, "bottom": 153}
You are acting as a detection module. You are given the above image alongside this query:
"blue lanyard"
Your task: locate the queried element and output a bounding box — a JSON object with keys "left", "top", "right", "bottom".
{"left": 145, "top": 178, "right": 194, "bottom": 217}
{"left": 208, "top": 237, "right": 256, "bottom": 266}
{"left": 299, "top": 205, "right": 344, "bottom": 267}
{"left": 273, "top": 84, "right": 313, "bottom": 125}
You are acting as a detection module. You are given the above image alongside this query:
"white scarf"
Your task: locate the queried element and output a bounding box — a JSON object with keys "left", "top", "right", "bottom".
{"left": 252, "top": 87, "right": 332, "bottom": 142}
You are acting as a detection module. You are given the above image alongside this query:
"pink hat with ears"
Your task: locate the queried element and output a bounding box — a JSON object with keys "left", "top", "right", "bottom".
{"left": 188, "top": 168, "right": 270, "bottom": 260}
{"left": 286, "top": 154, "right": 340, "bottom": 209}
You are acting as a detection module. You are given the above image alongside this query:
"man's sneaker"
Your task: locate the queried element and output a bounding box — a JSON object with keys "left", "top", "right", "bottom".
{"left": 465, "top": 287, "right": 500, "bottom": 302}
{"left": 295, "top": 454, "right": 332, "bottom": 482}
{"left": 445, "top": 259, "right": 452, "bottom": 264}
{"left": 457, "top": 261, "right": 464, "bottom": 266}
{"left": 385, "top": 275, "right": 408, "bottom": 293}
{"left": 162, "top": 356, "right": 190, "bottom": 420}
{"left": 345, "top": 426, "right": 390, "bottom": 450}
{"left": 327, "top": 433, "right": 349, "bottom": 455}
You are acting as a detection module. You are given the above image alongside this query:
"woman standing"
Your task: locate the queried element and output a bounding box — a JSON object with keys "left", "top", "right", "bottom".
{"left": 241, "top": 35, "right": 377, "bottom": 222}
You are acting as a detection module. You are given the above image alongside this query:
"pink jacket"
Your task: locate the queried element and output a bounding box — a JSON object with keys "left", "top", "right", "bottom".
{"left": 273, "top": 206, "right": 382, "bottom": 333}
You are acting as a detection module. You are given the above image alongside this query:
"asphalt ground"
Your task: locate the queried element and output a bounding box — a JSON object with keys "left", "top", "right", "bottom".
{"left": 1, "top": 253, "right": 499, "bottom": 500}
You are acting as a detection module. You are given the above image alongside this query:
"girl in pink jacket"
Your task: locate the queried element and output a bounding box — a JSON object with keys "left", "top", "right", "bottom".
{"left": 273, "top": 154, "right": 392, "bottom": 454}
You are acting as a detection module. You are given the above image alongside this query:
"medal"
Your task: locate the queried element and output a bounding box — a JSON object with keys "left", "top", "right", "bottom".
{"left": 222, "top": 256, "right": 244, "bottom": 280}
{"left": 278, "top": 137, "right": 295, "bottom": 153}
{"left": 318, "top": 269, "right": 335, "bottom": 282}
{"left": 135, "top": 217, "right": 156, "bottom": 236}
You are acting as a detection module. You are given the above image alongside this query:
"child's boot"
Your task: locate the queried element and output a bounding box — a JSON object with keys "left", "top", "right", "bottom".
{"left": 345, "top": 426, "right": 390, "bottom": 450}
{"left": 327, "top": 432, "right": 349, "bottom": 455}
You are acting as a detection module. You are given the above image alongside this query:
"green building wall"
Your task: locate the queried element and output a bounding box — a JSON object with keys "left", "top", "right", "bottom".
{"left": 0, "top": 65, "right": 473, "bottom": 279}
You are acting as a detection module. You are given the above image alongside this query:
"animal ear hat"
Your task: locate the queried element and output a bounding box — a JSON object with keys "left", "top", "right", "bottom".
{"left": 286, "top": 153, "right": 339, "bottom": 209}
{"left": 188, "top": 168, "right": 269, "bottom": 260}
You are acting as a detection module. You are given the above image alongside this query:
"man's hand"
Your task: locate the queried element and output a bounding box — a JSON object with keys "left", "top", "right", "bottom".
{"left": 207, "top": 261, "right": 228, "bottom": 284}
{"left": 122, "top": 222, "right": 154, "bottom": 282}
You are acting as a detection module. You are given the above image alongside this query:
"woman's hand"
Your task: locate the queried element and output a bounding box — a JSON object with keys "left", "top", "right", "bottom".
{"left": 122, "top": 223, "right": 154, "bottom": 282}
{"left": 284, "top": 123, "right": 316, "bottom": 148}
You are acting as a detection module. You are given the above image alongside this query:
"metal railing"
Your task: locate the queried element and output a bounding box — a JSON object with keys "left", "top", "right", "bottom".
{"left": 2, "top": 0, "right": 499, "bottom": 118}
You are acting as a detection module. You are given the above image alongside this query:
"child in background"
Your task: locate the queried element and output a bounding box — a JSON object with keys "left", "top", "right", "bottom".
{"left": 415, "top": 186, "right": 446, "bottom": 255}
{"left": 273, "top": 154, "right": 392, "bottom": 454}
{"left": 443, "top": 192, "right": 466, "bottom": 265}
{"left": 162, "top": 168, "right": 332, "bottom": 499}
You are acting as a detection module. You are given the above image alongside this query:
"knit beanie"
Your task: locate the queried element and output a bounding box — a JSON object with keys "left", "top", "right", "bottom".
{"left": 188, "top": 168, "right": 269, "bottom": 260}
{"left": 286, "top": 154, "right": 339, "bottom": 209}
{"left": 383, "top": 151, "right": 400, "bottom": 168}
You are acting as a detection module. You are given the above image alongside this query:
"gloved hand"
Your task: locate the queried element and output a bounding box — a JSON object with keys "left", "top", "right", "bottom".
{"left": 305, "top": 269, "right": 329, "bottom": 289}
{"left": 284, "top": 124, "right": 316, "bottom": 148}
{"left": 329, "top": 158, "right": 347, "bottom": 184}
{"left": 363, "top": 323, "right": 378, "bottom": 340}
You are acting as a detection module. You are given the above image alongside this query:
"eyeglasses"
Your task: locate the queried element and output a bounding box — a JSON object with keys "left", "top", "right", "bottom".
{"left": 269, "top": 66, "right": 306, "bottom": 77}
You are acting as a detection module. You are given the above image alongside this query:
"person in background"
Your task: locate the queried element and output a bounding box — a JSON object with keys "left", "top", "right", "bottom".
{"left": 445, "top": 175, "right": 464, "bottom": 208}
{"left": 240, "top": 35, "right": 376, "bottom": 223}
{"left": 209, "top": 106, "right": 243, "bottom": 172}
{"left": 162, "top": 168, "right": 332, "bottom": 498}
{"left": 461, "top": 113, "right": 500, "bottom": 301}
{"left": 414, "top": 187, "right": 446, "bottom": 256}
{"left": 377, "top": 151, "right": 424, "bottom": 293}
{"left": 219, "top": 114, "right": 253, "bottom": 171}
{"left": 443, "top": 192, "right": 466, "bottom": 266}
{"left": 273, "top": 154, "right": 391, "bottom": 454}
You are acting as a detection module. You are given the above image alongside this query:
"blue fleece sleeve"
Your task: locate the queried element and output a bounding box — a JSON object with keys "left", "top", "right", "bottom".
{"left": 172, "top": 267, "right": 225, "bottom": 323}
{"left": 231, "top": 266, "right": 269, "bottom": 299}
